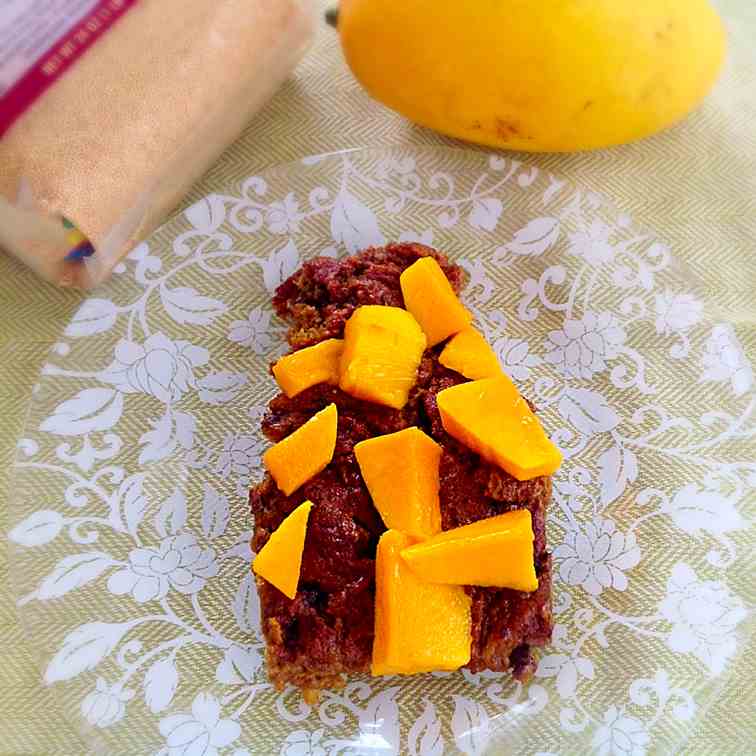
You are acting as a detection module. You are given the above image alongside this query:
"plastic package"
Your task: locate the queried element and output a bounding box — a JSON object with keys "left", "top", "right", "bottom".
{"left": 0, "top": 0, "right": 315, "bottom": 287}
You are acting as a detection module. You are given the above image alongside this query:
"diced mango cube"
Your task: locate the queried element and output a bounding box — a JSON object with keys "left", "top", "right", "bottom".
{"left": 339, "top": 305, "right": 426, "bottom": 409}
{"left": 439, "top": 327, "right": 501, "bottom": 380}
{"left": 355, "top": 427, "right": 442, "bottom": 538}
{"left": 263, "top": 403, "right": 337, "bottom": 495}
{"left": 272, "top": 339, "right": 343, "bottom": 398}
{"left": 436, "top": 376, "right": 562, "bottom": 481}
{"left": 252, "top": 500, "right": 312, "bottom": 599}
{"left": 400, "top": 257, "right": 472, "bottom": 346}
{"left": 372, "top": 530, "right": 471, "bottom": 676}
{"left": 401, "top": 509, "right": 538, "bottom": 591}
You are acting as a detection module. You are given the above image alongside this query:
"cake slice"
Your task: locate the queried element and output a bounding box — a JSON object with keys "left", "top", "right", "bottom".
{"left": 250, "top": 243, "right": 553, "bottom": 695}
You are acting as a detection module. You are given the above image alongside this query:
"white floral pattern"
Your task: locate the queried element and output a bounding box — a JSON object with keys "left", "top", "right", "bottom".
{"left": 659, "top": 563, "right": 747, "bottom": 675}
{"left": 8, "top": 148, "right": 751, "bottom": 754}
{"left": 100, "top": 333, "right": 209, "bottom": 402}
{"left": 545, "top": 311, "right": 626, "bottom": 379}
{"left": 227, "top": 308, "right": 275, "bottom": 355}
{"left": 81, "top": 677, "right": 134, "bottom": 728}
{"left": 398, "top": 229, "right": 434, "bottom": 246}
{"left": 553, "top": 517, "right": 641, "bottom": 596}
{"left": 107, "top": 534, "right": 217, "bottom": 602}
{"left": 492, "top": 336, "right": 540, "bottom": 381}
{"left": 280, "top": 729, "right": 326, "bottom": 756}
{"left": 568, "top": 219, "right": 615, "bottom": 266}
{"left": 654, "top": 291, "right": 703, "bottom": 335}
{"left": 701, "top": 324, "right": 754, "bottom": 396}
{"left": 267, "top": 192, "right": 301, "bottom": 235}
{"left": 158, "top": 693, "right": 241, "bottom": 756}
{"left": 214, "top": 433, "right": 263, "bottom": 479}
{"left": 592, "top": 706, "right": 649, "bottom": 756}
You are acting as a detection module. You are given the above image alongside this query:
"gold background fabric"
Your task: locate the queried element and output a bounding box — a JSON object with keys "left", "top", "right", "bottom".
{"left": 0, "top": 0, "right": 753, "bottom": 752}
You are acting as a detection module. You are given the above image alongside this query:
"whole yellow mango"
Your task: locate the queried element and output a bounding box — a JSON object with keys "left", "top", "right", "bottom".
{"left": 338, "top": 0, "right": 726, "bottom": 151}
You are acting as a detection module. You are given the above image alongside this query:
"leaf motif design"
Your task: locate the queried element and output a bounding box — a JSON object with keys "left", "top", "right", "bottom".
{"left": 558, "top": 388, "right": 619, "bottom": 435}
{"left": 556, "top": 661, "right": 578, "bottom": 698}
{"left": 185, "top": 194, "right": 226, "bottom": 233}
{"left": 535, "top": 654, "right": 568, "bottom": 678}
{"left": 202, "top": 483, "right": 230, "bottom": 540}
{"left": 232, "top": 573, "right": 261, "bottom": 635}
{"left": 144, "top": 655, "right": 179, "bottom": 713}
{"left": 154, "top": 488, "right": 188, "bottom": 538}
{"left": 261, "top": 239, "right": 300, "bottom": 293}
{"left": 408, "top": 699, "right": 444, "bottom": 756}
{"left": 38, "top": 553, "right": 115, "bottom": 600}
{"left": 662, "top": 484, "right": 744, "bottom": 535}
{"left": 197, "top": 372, "right": 248, "bottom": 405}
{"left": 359, "top": 688, "right": 400, "bottom": 754}
{"left": 506, "top": 217, "right": 560, "bottom": 256}
{"left": 110, "top": 473, "right": 148, "bottom": 536}
{"left": 45, "top": 621, "right": 131, "bottom": 683}
{"left": 216, "top": 645, "right": 262, "bottom": 685}
{"left": 139, "top": 410, "right": 196, "bottom": 464}
{"left": 138, "top": 411, "right": 174, "bottom": 465}
{"left": 331, "top": 190, "right": 385, "bottom": 253}
{"left": 65, "top": 299, "right": 117, "bottom": 338}
{"left": 451, "top": 695, "right": 490, "bottom": 756}
{"left": 469, "top": 198, "right": 503, "bottom": 232}
{"left": 542, "top": 177, "right": 566, "bottom": 206}
{"left": 39, "top": 388, "right": 123, "bottom": 436}
{"left": 221, "top": 530, "right": 253, "bottom": 562}
{"left": 9, "top": 510, "right": 63, "bottom": 547}
{"left": 598, "top": 444, "right": 638, "bottom": 505}
{"left": 160, "top": 285, "right": 228, "bottom": 326}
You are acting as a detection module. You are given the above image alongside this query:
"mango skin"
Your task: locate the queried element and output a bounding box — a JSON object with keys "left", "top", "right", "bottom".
{"left": 339, "top": 0, "right": 726, "bottom": 152}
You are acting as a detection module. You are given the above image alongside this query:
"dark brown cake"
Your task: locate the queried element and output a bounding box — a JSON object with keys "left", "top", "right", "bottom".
{"left": 250, "top": 242, "right": 553, "bottom": 694}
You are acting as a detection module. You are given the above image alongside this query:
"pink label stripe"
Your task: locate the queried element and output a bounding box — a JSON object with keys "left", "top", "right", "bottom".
{"left": 0, "top": 0, "right": 138, "bottom": 137}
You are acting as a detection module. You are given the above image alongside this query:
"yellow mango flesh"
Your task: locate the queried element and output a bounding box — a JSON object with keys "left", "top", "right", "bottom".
{"left": 272, "top": 339, "right": 343, "bottom": 398}
{"left": 252, "top": 500, "right": 312, "bottom": 599}
{"left": 354, "top": 427, "right": 442, "bottom": 538}
{"left": 339, "top": 305, "right": 426, "bottom": 409}
{"left": 400, "top": 257, "right": 472, "bottom": 346}
{"left": 339, "top": 0, "right": 726, "bottom": 152}
{"left": 372, "top": 530, "right": 471, "bottom": 675}
{"left": 437, "top": 376, "right": 562, "bottom": 481}
{"left": 263, "top": 403, "right": 337, "bottom": 495}
{"left": 439, "top": 327, "right": 501, "bottom": 380}
{"left": 401, "top": 509, "right": 538, "bottom": 591}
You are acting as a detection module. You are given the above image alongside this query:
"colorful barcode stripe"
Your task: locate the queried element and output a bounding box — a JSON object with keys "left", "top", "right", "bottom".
{"left": 62, "top": 217, "right": 95, "bottom": 261}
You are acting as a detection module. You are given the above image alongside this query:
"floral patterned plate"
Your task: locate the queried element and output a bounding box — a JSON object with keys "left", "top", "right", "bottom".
{"left": 9, "top": 147, "right": 754, "bottom": 755}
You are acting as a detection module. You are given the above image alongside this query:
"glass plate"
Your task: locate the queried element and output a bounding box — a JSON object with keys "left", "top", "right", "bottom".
{"left": 9, "top": 146, "right": 754, "bottom": 756}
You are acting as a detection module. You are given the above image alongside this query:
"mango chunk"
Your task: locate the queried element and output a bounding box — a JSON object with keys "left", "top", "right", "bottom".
{"left": 401, "top": 510, "right": 538, "bottom": 591}
{"left": 372, "top": 530, "right": 471, "bottom": 675}
{"left": 263, "top": 403, "right": 338, "bottom": 495}
{"left": 436, "top": 376, "right": 562, "bottom": 481}
{"left": 400, "top": 257, "right": 472, "bottom": 346}
{"left": 253, "top": 500, "right": 312, "bottom": 599}
{"left": 439, "top": 327, "right": 501, "bottom": 380}
{"left": 272, "top": 339, "right": 343, "bottom": 398}
{"left": 339, "top": 305, "right": 426, "bottom": 409}
{"left": 355, "top": 427, "right": 442, "bottom": 538}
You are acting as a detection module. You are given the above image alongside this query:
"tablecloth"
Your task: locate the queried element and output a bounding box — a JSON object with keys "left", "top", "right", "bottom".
{"left": 1, "top": 1, "right": 754, "bottom": 753}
